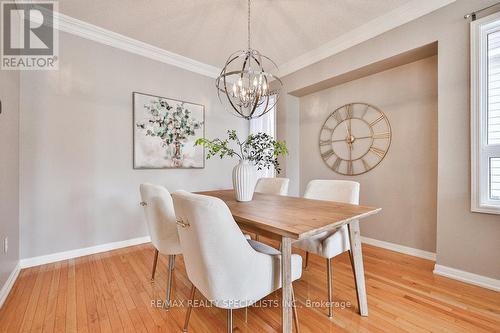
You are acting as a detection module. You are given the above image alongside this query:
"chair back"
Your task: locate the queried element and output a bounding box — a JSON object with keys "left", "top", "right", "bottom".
{"left": 304, "top": 180, "right": 360, "bottom": 204}
{"left": 139, "top": 183, "right": 181, "bottom": 255}
{"left": 172, "top": 190, "right": 265, "bottom": 307}
{"left": 254, "top": 177, "right": 290, "bottom": 196}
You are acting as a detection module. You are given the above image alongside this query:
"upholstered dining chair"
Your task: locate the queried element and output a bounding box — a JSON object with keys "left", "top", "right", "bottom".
{"left": 293, "top": 180, "right": 360, "bottom": 318}
{"left": 172, "top": 190, "right": 302, "bottom": 333}
{"left": 254, "top": 177, "right": 290, "bottom": 196}
{"left": 139, "top": 183, "right": 182, "bottom": 309}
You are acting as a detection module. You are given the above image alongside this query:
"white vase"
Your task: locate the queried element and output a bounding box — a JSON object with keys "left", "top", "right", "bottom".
{"left": 232, "top": 160, "right": 256, "bottom": 202}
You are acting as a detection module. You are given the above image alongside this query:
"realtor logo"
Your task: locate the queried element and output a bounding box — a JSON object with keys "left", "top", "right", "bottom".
{"left": 1, "top": 1, "right": 58, "bottom": 70}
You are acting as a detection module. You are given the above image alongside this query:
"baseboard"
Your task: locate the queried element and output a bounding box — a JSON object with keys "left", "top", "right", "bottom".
{"left": 433, "top": 264, "right": 500, "bottom": 292}
{"left": 0, "top": 262, "right": 21, "bottom": 309}
{"left": 360, "top": 236, "right": 436, "bottom": 261}
{"left": 19, "top": 236, "right": 151, "bottom": 269}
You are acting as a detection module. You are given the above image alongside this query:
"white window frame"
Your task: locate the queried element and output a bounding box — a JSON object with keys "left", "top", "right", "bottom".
{"left": 471, "top": 12, "right": 500, "bottom": 214}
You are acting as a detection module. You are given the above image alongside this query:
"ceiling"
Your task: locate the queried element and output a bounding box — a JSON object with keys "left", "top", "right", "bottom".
{"left": 57, "top": 0, "right": 414, "bottom": 70}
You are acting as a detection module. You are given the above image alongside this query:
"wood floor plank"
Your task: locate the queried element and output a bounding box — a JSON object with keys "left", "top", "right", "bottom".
{"left": 0, "top": 268, "right": 38, "bottom": 332}
{"left": 63, "top": 259, "right": 76, "bottom": 333}
{"left": 1, "top": 243, "right": 499, "bottom": 333}
{"left": 18, "top": 264, "right": 50, "bottom": 332}
{"left": 53, "top": 261, "right": 68, "bottom": 333}
{"left": 41, "top": 261, "right": 62, "bottom": 333}
{"left": 74, "top": 257, "right": 89, "bottom": 333}
{"left": 91, "top": 253, "right": 124, "bottom": 332}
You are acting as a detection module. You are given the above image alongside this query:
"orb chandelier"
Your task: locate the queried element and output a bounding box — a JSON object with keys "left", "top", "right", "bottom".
{"left": 216, "top": 0, "right": 282, "bottom": 120}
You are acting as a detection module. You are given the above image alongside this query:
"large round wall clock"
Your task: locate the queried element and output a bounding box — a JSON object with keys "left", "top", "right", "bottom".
{"left": 319, "top": 103, "right": 391, "bottom": 176}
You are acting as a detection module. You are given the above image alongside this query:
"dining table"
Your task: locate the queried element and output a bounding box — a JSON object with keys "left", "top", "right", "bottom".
{"left": 198, "top": 189, "right": 382, "bottom": 333}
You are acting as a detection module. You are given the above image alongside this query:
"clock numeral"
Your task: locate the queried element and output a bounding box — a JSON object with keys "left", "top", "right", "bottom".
{"left": 321, "top": 149, "right": 335, "bottom": 160}
{"left": 322, "top": 126, "right": 334, "bottom": 133}
{"left": 369, "top": 146, "right": 386, "bottom": 158}
{"left": 370, "top": 115, "right": 384, "bottom": 127}
{"left": 372, "top": 132, "right": 390, "bottom": 139}
{"left": 332, "top": 157, "right": 341, "bottom": 171}
{"left": 346, "top": 160, "right": 353, "bottom": 175}
{"left": 361, "top": 158, "right": 370, "bottom": 171}
{"left": 332, "top": 110, "right": 343, "bottom": 123}
{"left": 319, "top": 140, "right": 332, "bottom": 146}
{"left": 345, "top": 104, "right": 353, "bottom": 119}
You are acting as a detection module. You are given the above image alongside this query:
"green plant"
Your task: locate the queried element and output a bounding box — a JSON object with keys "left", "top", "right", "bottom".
{"left": 195, "top": 130, "right": 288, "bottom": 173}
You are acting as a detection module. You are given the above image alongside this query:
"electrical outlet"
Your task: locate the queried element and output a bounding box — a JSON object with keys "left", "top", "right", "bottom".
{"left": 3, "top": 237, "right": 7, "bottom": 254}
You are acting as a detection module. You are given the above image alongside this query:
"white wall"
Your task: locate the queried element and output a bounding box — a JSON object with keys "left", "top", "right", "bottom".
{"left": 278, "top": 0, "right": 500, "bottom": 279}
{"left": 19, "top": 32, "right": 247, "bottom": 259}
{"left": 0, "top": 66, "right": 20, "bottom": 291}
{"left": 299, "top": 57, "right": 438, "bottom": 252}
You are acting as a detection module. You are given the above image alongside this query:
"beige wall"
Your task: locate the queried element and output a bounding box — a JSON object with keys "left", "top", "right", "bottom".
{"left": 278, "top": 0, "right": 500, "bottom": 279}
{"left": 19, "top": 32, "right": 247, "bottom": 259}
{"left": 0, "top": 68, "right": 20, "bottom": 289}
{"left": 299, "top": 57, "right": 438, "bottom": 252}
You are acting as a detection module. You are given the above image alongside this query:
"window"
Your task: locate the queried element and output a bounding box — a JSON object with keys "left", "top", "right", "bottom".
{"left": 471, "top": 12, "right": 500, "bottom": 214}
{"left": 250, "top": 95, "right": 276, "bottom": 178}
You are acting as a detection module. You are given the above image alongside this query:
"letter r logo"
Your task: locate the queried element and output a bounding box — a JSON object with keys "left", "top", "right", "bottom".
{"left": 2, "top": 2, "right": 54, "bottom": 56}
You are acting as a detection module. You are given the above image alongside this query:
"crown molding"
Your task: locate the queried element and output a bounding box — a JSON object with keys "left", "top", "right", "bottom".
{"left": 279, "top": 0, "right": 456, "bottom": 77}
{"left": 18, "top": 0, "right": 220, "bottom": 78}
{"left": 55, "top": 13, "right": 221, "bottom": 78}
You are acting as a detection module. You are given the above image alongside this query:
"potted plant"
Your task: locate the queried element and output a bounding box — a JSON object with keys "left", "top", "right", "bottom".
{"left": 195, "top": 130, "right": 288, "bottom": 201}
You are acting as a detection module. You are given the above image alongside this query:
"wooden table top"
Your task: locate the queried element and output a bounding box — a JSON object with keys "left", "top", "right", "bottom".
{"left": 197, "top": 190, "right": 381, "bottom": 240}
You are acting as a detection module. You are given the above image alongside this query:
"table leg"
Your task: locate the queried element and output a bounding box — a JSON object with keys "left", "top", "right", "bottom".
{"left": 281, "top": 237, "right": 293, "bottom": 333}
{"left": 347, "top": 220, "right": 368, "bottom": 316}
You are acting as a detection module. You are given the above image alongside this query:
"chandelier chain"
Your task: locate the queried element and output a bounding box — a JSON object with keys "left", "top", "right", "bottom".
{"left": 247, "top": 0, "right": 251, "bottom": 50}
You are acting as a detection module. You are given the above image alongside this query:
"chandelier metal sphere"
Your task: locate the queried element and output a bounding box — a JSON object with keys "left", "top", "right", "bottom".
{"left": 216, "top": 0, "right": 282, "bottom": 120}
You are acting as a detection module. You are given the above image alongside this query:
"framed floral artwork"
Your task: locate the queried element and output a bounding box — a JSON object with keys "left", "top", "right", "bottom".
{"left": 133, "top": 92, "right": 205, "bottom": 169}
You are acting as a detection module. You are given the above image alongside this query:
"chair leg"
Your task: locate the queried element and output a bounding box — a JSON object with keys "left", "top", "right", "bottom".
{"left": 151, "top": 249, "right": 159, "bottom": 281}
{"left": 292, "top": 285, "right": 300, "bottom": 333}
{"left": 327, "top": 258, "right": 333, "bottom": 318}
{"left": 304, "top": 252, "right": 309, "bottom": 270}
{"left": 183, "top": 285, "right": 196, "bottom": 333}
{"left": 227, "top": 309, "right": 233, "bottom": 333}
{"left": 245, "top": 307, "right": 248, "bottom": 323}
{"left": 348, "top": 250, "right": 361, "bottom": 312}
{"left": 165, "top": 254, "right": 175, "bottom": 310}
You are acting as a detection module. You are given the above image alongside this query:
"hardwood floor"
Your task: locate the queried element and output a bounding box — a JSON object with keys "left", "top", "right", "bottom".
{"left": 1, "top": 242, "right": 499, "bottom": 332}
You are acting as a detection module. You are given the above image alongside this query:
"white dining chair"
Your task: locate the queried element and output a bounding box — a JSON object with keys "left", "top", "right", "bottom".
{"left": 293, "top": 180, "right": 360, "bottom": 318}
{"left": 172, "top": 190, "right": 302, "bottom": 333}
{"left": 139, "top": 183, "right": 182, "bottom": 309}
{"left": 254, "top": 177, "right": 290, "bottom": 196}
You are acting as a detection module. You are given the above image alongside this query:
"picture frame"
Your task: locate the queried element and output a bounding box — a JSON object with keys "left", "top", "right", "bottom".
{"left": 133, "top": 91, "right": 205, "bottom": 169}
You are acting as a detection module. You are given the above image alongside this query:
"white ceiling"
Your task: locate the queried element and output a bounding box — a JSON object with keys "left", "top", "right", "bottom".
{"left": 58, "top": 0, "right": 415, "bottom": 70}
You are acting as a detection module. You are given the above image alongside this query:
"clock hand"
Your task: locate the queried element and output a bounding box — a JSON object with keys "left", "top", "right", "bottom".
{"left": 349, "top": 141, "right": 352, "bottom": 161}
{"left": 343, "top": 119, "right": 350, "bottom": 136}
{"left": 331, "top": 138, "right": 349, "bottom": 143}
